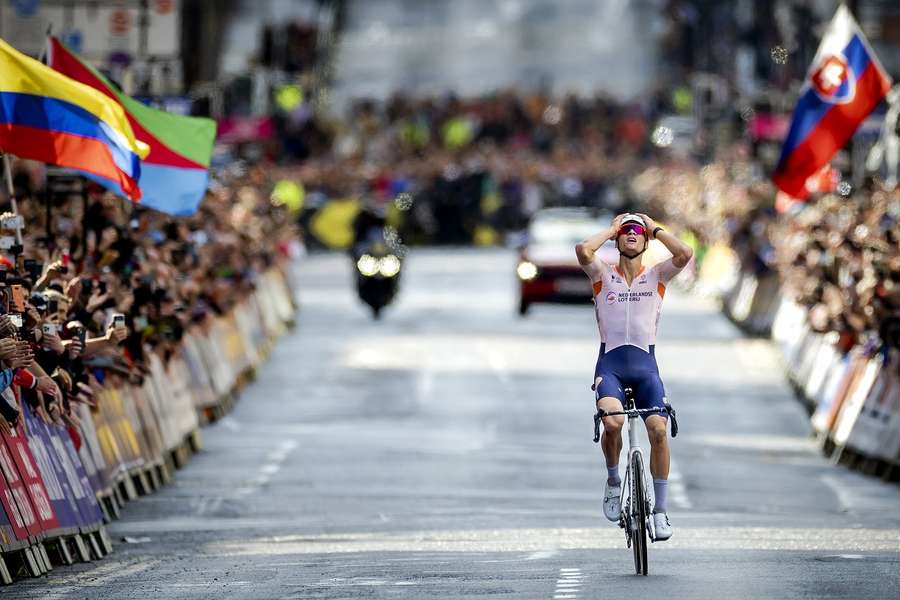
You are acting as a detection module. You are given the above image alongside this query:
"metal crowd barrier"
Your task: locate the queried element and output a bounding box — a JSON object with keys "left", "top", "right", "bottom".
{"left": 0, "top": 264, "right": 297, "bottom": 584}
{"left": 698, "top": 250, "right": 900, "bottom": 483}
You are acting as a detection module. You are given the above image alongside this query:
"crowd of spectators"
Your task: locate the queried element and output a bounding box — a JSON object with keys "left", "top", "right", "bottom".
{"left": 0, "top": 162, "right": 298, "bottom": 436}
{"left": 282, "top": 85, "right": 900, "bottom": 352}
{"left": 774, "top": 190, "right": 900, "bottom": 352}
{"left": 286, "top": 89, "right": 683, "bottom": 245}
{"left": 635, "top": 150, "right": 900, "bottom": 352}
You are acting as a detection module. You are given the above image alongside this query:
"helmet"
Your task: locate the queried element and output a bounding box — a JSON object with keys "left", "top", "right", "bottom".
{"left": 620, "top": 214, "right": 647, "bottom": 229}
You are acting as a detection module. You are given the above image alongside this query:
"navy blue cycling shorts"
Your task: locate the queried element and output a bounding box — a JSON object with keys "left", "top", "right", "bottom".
{"left": 593, "top": 344, "right": 668, "bottom": 420}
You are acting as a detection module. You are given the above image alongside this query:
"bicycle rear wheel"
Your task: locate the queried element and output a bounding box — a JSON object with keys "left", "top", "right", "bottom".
{"left": 631, "top": 453, "right": 649, "bottom": 576}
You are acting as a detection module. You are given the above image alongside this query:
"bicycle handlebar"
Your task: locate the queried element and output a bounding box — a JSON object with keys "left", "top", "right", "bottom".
{"left": 592, "top": 405, "right": 679, "bottom": 443}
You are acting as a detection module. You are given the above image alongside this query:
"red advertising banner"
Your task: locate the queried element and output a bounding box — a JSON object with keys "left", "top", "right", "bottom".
{"left": 0, "top": 431, "right": 37, "bottom": 541}
{"left": 0, "top": 469, "right": 24, "bottom": 545}
{"left": 1, "top": 423, "right": 60, "bottom": 536}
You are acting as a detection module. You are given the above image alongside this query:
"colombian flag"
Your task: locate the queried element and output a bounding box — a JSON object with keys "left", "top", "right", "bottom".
{"left": 0, "top": 38, "right": 148, "bottom": 200}
{"left": 773, "top": 5, "right": 891, "bottom": 199}
{"left": 49, "top": 37, "right": 216, "bottom": 216}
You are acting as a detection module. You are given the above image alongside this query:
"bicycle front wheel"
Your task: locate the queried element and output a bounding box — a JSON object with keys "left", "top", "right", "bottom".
{"left": 631, "top": 453, "right": 649, "bottom": 576}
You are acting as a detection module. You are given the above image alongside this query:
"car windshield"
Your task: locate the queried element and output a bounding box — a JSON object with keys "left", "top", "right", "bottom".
{"left": 530, "top": 216, "right": 611, "bottom": 246}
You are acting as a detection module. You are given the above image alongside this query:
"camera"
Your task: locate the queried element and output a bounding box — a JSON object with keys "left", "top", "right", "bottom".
{"left": 0, "top": 236, "right": 15, "bottom": 250}
{"left": 112, "top": 313, "right": 126, "bottom": 329}
{"left": 42, "top": 323, "right": 60, "bottom": 336}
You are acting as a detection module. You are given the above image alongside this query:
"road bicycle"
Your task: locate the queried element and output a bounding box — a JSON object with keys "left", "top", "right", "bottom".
{"left": 593, "top": 388, "right": 678, "bottom": 576}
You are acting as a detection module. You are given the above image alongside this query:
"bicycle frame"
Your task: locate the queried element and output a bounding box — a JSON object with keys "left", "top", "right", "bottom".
{"left": 593, "top": 389, "right": 678, "bottom": 575}
{"left": 620, "top": 407, "right": 652, "bottom": 538}
{"left": 592, "top": 398, "right": 678, "bottom": 545}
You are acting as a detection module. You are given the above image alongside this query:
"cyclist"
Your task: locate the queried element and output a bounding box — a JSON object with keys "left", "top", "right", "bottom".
{"left": 575, "top": 213, "right": 693, "bottom": 541}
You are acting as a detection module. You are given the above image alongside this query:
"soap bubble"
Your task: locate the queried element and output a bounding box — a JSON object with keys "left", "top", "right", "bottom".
{"left": 394, "top": 192, "right": 414, "bottom": 211}
{"left": 837, "top": 181, "right": 852, "bottom": 196}
{"left": 771, "top": 46, "right": 789, "bottom": 65}
{"left": 651, "top": 126, "right": 674, "bottom": 148}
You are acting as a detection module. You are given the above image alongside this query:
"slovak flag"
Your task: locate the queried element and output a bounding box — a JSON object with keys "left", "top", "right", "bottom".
{"left": 773, "top": 4, "right": 892, "bottom": 198}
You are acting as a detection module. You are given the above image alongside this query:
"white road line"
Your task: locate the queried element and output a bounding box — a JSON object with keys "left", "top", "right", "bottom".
{"left": 86, "top": 560, "right": 160, "bottom": 586}
{"left": 667, "top": 459, "right": 693, "bottom": 510}
{"left": 267, "top": 450, "right": 289, "bottom": 462}
{"left": 615, "top": 456, "right": 692, "bottom": 510}
{"left": 232, "top": 439, "right": 298, "bottom": 498}
{"left": 553, "top": 567, "right": 582, "bottom": 599}
{"left": 477, "top": 341, "right": 512, "bottom": 387}
{"left": 527, "top": 550, "right": 558, "bottom": 560}
{"left": 41, "top": 560, "right": 161, "bottom": 600}
{"left": 45, "top": 560, "right": 124, "bottom": 585}
{"left": 821, "top": 474, "right": 855, "bottom": 514}
{"left": 416, "top": 363, "right": 434, "bottom": 402}
{"left": 219, "top": 416, "right": 242, "bottom": 432}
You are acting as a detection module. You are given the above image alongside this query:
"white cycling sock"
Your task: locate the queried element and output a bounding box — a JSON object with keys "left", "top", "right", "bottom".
{"left": 607, "top": 466, "right": 620, "bottom": 486}
{"left": 653, "top": 479, "right": 668, "bottom": 513}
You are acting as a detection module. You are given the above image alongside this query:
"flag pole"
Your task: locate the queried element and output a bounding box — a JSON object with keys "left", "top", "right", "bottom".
{"left": 40, "top": 24, "right": 53, "bottom": 248}
{"left": 39, "top": 24, "right": 52, "bottom": 63}
{"left": 1, "top": 153, "right": 24, "bottom": 247}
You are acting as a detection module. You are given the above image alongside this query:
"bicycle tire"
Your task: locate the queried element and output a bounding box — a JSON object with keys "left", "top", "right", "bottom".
{"left": 631, "top": 453, "right": 649, "bottom": 576}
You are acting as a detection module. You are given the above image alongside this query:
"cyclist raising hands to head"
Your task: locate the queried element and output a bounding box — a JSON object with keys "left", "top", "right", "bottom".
{"left": 575, "top": 213, "right": 693, "bottom": 541}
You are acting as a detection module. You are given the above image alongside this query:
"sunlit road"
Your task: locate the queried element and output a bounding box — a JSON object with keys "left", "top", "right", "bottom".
{"left": 12, "top": 249, "right": 900, "bottom": 599}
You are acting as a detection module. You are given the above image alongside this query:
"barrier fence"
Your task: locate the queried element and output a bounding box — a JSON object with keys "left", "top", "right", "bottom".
{"left": 0, "top": 263, "right": 297, "bottom": 584}
{"left": 694, "top": 247, "right": 900, "bottom": 483}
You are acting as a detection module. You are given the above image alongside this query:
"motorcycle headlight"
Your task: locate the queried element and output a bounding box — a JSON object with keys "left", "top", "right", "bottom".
{"left": 517, "top": 261, "right": 538, "bottom": 281}
{"left": 379, "top": 255, "right": 401, "bottom": 277}
{"left": 357, "top": 254, "right": 380, "bottom": 277}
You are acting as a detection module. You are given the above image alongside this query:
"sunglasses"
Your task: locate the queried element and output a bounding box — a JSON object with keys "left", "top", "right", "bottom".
{"left": 618, "top": 223, "right": 646, "bottom": 236}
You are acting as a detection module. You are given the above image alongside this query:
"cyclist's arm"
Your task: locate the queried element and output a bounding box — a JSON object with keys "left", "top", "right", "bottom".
{"left": 575, "top": 216, "right": 623, "bottom": 267}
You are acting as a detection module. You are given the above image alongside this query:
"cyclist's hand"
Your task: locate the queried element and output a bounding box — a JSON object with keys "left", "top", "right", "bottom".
{"left": 636, "top": 213, "right": 658, "bottom": 237}
{"left": 609, "top": 214, "right": 626, "bottom": 236}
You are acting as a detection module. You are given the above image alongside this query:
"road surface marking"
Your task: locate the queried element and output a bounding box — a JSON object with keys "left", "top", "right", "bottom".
{"left": 40, "top": 560, "right": 161, "bottom": 600}
{"left": 234, "top": 439, "right": 298, "bottom": 497}
{"left": 206, "top": 525, "right": 900, "bottom": 555}
{"left": 219, "top": 416, "right": 242, "bottom": 432}
{"left": 821, "top": 474, "right": 855, "bottom": 514}
{"left": 553, "top": 567, "right": 583, "bottom": 599}
{"left": 668, "top": 459, "right": 693, "bottom": 509}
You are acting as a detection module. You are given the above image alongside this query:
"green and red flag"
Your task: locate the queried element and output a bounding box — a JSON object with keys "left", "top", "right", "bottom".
{"left": 48, "top": 36, "right": 216, "bottom": 215}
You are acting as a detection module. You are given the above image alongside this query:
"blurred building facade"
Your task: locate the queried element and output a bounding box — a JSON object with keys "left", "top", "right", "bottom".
{"left": 3, "top": 1, "right": 897, "bottom": 120}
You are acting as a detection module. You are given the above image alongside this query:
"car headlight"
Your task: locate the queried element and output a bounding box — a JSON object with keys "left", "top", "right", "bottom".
{"left": 517, "top": 261, "right": 538, "bottom": 281}
{"left": 357, "top": 254, "right": 380, "bottom": 276}
{"left": 379, "top": 255, "right": 401, "bottom": 277}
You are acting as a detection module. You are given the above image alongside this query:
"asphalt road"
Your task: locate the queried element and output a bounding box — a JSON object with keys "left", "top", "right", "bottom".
{"left": 10, "top": 249, "right": 900, "bottom": 599}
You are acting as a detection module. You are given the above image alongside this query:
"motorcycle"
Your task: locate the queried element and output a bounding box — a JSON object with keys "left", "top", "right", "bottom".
{"left": 354, "top": 239, "right": 402, "bottom": 319}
